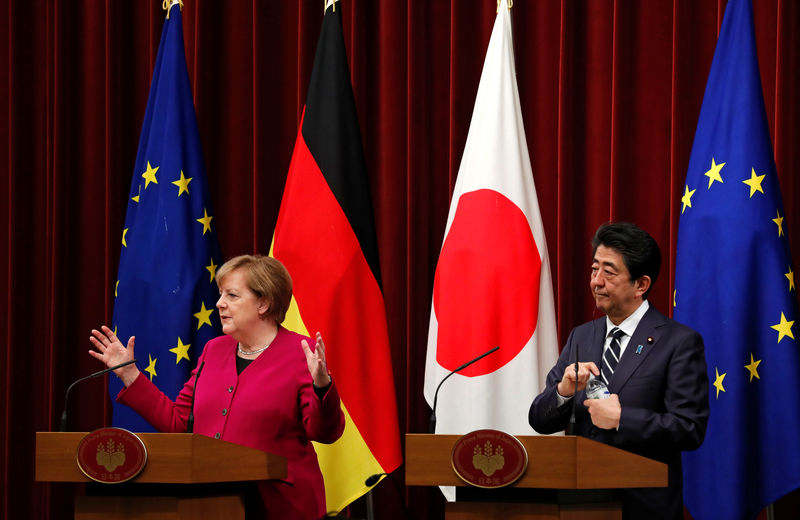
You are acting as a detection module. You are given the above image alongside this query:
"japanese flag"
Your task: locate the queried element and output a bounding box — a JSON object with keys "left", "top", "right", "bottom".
{"left": 424, "top": 0, "right": 559, "bottom": 440}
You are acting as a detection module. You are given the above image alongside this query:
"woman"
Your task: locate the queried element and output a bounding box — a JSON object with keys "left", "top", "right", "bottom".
{"left": 89, "top": 255, "right": 345, "bottom": 519}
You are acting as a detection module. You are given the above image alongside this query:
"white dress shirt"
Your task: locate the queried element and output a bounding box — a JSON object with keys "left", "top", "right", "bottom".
{"left": 556, "top": 299, "right": 650, "bottom": 405}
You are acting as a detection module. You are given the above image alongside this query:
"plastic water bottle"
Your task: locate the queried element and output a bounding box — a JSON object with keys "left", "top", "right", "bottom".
{"left": 585, "top": 374, "right": 610, "bottom": 399}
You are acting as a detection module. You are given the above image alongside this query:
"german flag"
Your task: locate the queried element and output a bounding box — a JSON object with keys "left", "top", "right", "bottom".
{"left": 270, "top": 3, "right": 402, "bottom": 513}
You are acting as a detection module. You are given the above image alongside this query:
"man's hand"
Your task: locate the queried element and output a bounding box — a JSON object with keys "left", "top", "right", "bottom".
{"left": 557, "top": 362, "right": 600, "bottom": 397}
{"left": 583, "top": 394, "right": 621, "bottom": 429}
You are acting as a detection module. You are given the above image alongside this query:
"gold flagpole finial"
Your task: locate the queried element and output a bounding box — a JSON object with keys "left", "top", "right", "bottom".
{"left": 496, "top": 0, "right": 513, "bottom": 13}
{"left": 162, "top": 0, "right": 184, "bottom": 20}
{"left": 324, "top": 0, "right": 339, "bottom": 13}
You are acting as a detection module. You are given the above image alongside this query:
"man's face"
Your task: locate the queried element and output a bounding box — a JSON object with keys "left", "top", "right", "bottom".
{"left": 590, "top": 245, "right": 649, "bottom": 324}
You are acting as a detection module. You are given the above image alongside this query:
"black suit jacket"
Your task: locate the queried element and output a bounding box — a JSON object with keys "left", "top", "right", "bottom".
{"left": 529, "top": 305, "right": 709, "bottom": 519}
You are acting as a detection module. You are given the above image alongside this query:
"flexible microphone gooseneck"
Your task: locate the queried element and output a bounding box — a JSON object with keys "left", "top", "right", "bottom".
{"left": 429, "top": 345, "right": 500, "bottom": 433}
{"left": 186, "top": 360, "right": 205, "bottom": 434}
{"left": 568, "top": 343, "right": 579, "bottom": 435}
{"left": 59, "top": 359, "right": 137, "bottom": 432}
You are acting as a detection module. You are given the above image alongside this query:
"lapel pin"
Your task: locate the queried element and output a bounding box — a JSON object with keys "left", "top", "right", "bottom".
{"left": 636, "top": 344, "right": 644, "bottom": 354}
{"left": 647, "top": 336, "right": 654, "bottom": 344}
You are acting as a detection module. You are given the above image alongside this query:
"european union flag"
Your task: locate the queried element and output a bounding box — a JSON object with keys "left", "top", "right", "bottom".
{"left": 110, "top": 3, "right": 222, "bottom": 432}
{"left": 675, "top": 0, "right": 800, "bottom": 518}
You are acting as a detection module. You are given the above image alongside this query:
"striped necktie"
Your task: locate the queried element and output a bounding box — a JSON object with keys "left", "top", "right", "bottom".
{"left": 602, "top": 327, "right": 625, "bottom": 385}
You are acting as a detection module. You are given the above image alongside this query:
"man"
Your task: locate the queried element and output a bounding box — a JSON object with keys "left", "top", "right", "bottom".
{"left": 529, "top": 222, "right": 709, "bottom": 519}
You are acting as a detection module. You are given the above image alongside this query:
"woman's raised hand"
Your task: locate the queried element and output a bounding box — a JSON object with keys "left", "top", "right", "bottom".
{"left": 89, "top": 325, "right": 140, "bottom": 387}
{"left": 302, "top": 332, "right": 332, "bottom": 389}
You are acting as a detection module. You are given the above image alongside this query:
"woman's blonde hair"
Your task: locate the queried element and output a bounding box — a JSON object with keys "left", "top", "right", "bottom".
{"left": 216, "top": 255, "right": 293, "bottom": 324}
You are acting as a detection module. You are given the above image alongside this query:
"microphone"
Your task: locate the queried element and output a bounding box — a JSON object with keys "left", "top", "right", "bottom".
{"left": 429, "top": 346, "right": 500, "bottom": 433}
{"left": 186, "top": 360, "right": 205, "bottom": 434}
{"left": 59, "top": 359, "right": 137, "bottom": 432}
{"left": 364, "top": 472, "right": 411, "bottom": 519}
{"left": 365, "top": 472, "right": 385, "bottom": 487}
{"left": 569, "top": 343, "right": 579, "bottom": 435}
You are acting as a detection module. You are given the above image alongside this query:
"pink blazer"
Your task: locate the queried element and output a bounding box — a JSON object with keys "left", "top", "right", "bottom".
{"left": 118, "top": 327, "right": 345, "bottom": 519}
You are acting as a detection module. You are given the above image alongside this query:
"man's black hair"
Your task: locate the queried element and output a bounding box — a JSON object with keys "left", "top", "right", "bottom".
{"left": 591, "top": 222, "right": 661, "bottom": 299}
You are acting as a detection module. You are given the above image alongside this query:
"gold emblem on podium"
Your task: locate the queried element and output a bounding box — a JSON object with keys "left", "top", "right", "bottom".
{"left": 76, "top": 427, "right": 147, "bottom": 483}
{"left": 96, "top": 438, "right": 126, "bottom": 471}
{"left": 452, "top": 429, "right": 527, "bottom": 488}
{"left": 473, "top": 440, "right": 505, "bottom": 476}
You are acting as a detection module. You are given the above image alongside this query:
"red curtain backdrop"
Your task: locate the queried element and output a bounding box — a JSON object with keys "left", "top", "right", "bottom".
{"left": 3, "top": 1, "right": 799, "bottom": 518}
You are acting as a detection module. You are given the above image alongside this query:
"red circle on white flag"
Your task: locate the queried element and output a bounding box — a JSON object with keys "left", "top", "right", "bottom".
{"left": 433, "top": 189, "right": 541, "bottom": 376}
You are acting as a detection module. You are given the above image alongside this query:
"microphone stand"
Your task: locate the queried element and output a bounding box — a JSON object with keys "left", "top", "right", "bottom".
{"left": 364, "top": 472, "right": 411, "bottom": 520}
{"left": 569, "top": 344, "right": 579, "bottom": 435}
{"left": 429, "top": 346, "right": 500, "bottom": 433}
{"left": 186, "top": 361, "right": 205, "bottom": 434}
{"left": 59, "top": 359, "right": 137, "bottom": 432}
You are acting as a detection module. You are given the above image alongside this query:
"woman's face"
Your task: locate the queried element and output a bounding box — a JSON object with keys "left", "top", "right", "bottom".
{"left": 216, "top": 268, "right": 268, "bottom": 340}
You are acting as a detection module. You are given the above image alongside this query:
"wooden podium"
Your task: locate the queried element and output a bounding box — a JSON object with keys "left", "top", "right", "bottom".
{"left": 36, "top": 432, "right": 287, "bottom": 520}
{"left": 406, "top": 434, "right": 668, "bottom": 520}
